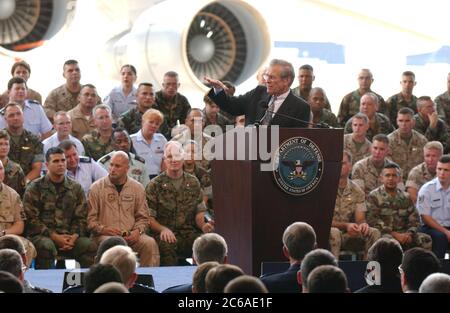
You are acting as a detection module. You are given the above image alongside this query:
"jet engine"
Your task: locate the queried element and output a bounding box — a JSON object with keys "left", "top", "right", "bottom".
{"left": 100, "top": 0, "right": 271, "bottom": 93}
{"left": 0, "top": 0, "right": 76, "bottom": 51}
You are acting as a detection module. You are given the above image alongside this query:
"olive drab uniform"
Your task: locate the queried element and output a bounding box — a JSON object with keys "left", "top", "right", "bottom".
{"left": 23, "top": 176, "right": 96, "bottom": 269}
{"left": 338, "top": 90, "right": 385, "bottom": 126}
{"left": 329, "top": 180, "right": 380, "bottom": 259}
{"left": 146, "top": 171, "right": 205, "bottom": 266}
{"left": 43, "top": 85, "right": 80, "bottom": 121}
{"left": 6, "top": 129, "right": 44, "bottom": 176}
{"left": 3, "top": 158, "right": 26, "bottom": 198}
{"left": 154, "top": 90, "right": 191, "bottom": 139}
{"left": 435, "top": 91, "right": 450, "bottom": 127}
{"left": 343, "top": 134, "right": 371, "bottom": 165}
{"left": 366, "top": 185, "right": 432, "bottom": 251}
{"left": 292, "top": 87, "right": 332, "bottom": 110}
{"left": 344, "top": 113, "right": 394, "bottom": 142}
{"left": 406, "top": 162, "right": 435, "bottom": 193}
{"left": 387, "top": 129, "right": 428, "bottom": 181}
{"left": 384, "top": 93, "right": 418, "bottom": 127}
{"left": 81, "top": 130, "right": 114, "bottom": 161}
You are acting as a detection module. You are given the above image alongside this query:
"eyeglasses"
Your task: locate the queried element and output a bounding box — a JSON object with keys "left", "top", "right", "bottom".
{"left": 263, "top": 74, "right": 279, "bottom": 81}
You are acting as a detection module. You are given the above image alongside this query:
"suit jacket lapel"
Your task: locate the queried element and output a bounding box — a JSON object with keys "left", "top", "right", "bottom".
{"left": 270, "top": 92, "right": 292, "bottom": 125}
{"left": 256, "top": 93, "right": 272, "bottom": 122}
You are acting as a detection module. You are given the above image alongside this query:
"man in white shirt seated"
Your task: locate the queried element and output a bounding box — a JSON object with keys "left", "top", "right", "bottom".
{"left": 42, "top": 111, "right": 85, "bottom": 155}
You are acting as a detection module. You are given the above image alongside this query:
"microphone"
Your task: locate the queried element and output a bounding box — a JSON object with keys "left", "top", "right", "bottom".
{"left": 258, "top": 109, "right": 332, "bottom": 128}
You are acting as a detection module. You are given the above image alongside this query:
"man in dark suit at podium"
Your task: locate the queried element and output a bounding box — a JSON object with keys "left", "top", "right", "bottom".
{"left": 204, "top": 59, "right": 311, "bottom": 128}
{"left": 260, "top": 222, "right": 317, "bottom": 293}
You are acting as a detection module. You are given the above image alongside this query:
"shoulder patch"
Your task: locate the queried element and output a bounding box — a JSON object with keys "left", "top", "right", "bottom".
{"left": 79, "top": 156, "right": 92, "bottom": 163}
{"left": 98, "top": 155, "right": 111, "bottom": 164}
{"left": 27, "top": 99, "right": 40, "bottom": 105}
{"left": 134, "top": 154, "right": 145, "bottom": 163}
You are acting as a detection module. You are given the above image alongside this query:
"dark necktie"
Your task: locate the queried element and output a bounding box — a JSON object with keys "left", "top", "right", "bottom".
{"left": 261, "top": 96, "right": 277, "bottom": 125}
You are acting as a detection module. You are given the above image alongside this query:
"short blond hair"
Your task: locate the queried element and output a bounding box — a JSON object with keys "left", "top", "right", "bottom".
{"left": 424, "top": 141, "right": 444, "bottom": 154}
{"left": 142, "top": 108, "right": 164, "bottom": 124}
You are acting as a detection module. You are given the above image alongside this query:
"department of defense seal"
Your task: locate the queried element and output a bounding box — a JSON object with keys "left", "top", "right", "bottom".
{"left": 273, "top": 136, "right": 323, "bottom": 196}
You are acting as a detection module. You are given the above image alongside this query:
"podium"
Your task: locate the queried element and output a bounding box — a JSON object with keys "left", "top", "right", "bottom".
{"left": 210, "top": 127, "right": 343, "bottom": 275}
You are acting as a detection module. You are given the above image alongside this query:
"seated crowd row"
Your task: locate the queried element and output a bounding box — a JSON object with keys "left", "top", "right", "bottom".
{"left": 1, "top": 223, "right": 450, "bottom": 293}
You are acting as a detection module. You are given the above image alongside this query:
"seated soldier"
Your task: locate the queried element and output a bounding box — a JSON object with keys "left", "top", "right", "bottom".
{"left": 344, "top": 92, "right": 393, "bottom": 141}
{"left": 329, "top": 151, "right": 380, "bottom": 260}
{"left": 23, "top": 147, "right": 96, "bottom": 269}
{"left": 182, "top": 140, "right": 212, "bottom": 211}
{"left": 414, "top": 96, "right": 450, "bottom": 153}
{"left": 0, "top": 159, "right": 36, "bottom": 267}
{"left": 387, "top": 107, "right": 428, "bottom": 181}
{"left": 352, "top": 134, "right": 404, "bottom": 196}
{"left": 406, "top": 141, "right": 443, "bottom": 204}
{"left": 146, "top": 141, "right": 214, "bottom": 266}
{"left": 343, "top": 113, "right": 371, "bottom": 165}
{"left": 307, "top": 87, "right": 338, "bottom": 127}
{"left": 367, "top": 163, "right": 432, "bottom": 252}
{"left": 88, "top": 151, "right": 159, "bottom": 267}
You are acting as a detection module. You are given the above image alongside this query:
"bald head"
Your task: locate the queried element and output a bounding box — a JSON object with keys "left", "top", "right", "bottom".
{"left": 419, "top": 273, "right": 450, "bottom": 293}
{"left": 112, "top": 151, "right": 129, "bottom": 163}
{"left": 109, "top": 151, "right": 130, "bottom": 184}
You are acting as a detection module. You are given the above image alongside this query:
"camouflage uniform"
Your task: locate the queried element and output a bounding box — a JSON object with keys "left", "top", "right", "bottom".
{"left": 343, "top": 134, "right": 371, "bottom": 165}
{"left": 388, "top": 129, "right": 427, "bottom": 181}
{"left": 23, "top": 175, "right": 96, "bottom": 269}
{"left": 67, "top": 104, "right": 96, "bottom": 140}
{"left": 344, "top": 113, "right": 394, "bottom": 142}
{"left": 338, "top": 89, "right": 385, "bottom": 126}
{"left": 117, "top": 107, "right": 143, "bottom": 135}
{"left": 146, "top": 171, "right": 205, "bottom": 266}
{"left": 352, "top": 157, "right": 404, "bottom": 195}
{"left": 414, "top": 113, "right": 450, "bottom": 154}
{"left": 314, "top": 109, "right": 339, "bottom": 128}
{"left": 81, "top": 130, "right": 114, "bottom": 161}
{"left": 0, "top": 88, "right": 42, "bottom": 109}
{"left": 384, "top": 93, "right": 418, "bottom": 127}
{"left": 405, "top": 162, "right": 435, "bottom": 193}
{"left": 291, "top": 87, "right": 332, "bottom": 110}
{"left": 0, "top": 182, "right": 37, "bottom": 268}
{"left": 6, "top": 129, "right": 44, "bottom": 176}
{"left": 435, "top": 91, "right": 450, "bottom": 127}
{"left": 3, "top": 158, "right": 26, "bottom": 198}
{"left": 367, "top": 185, "right": 432, "bottom": 251}
{"left": 117, "top": 107, "right": 170, "bottom": 137}
{"left": 43, "top": 84, "right": 80, "bottom": 121}
{"left": 154, "top": 90, "right": 191, "bottom": 138}
{"left": 185, "top": 164, "right": 213, "bottom": 214}
{"left": 98, "top": 151, "right": 150, "bottom": 187}
{"left": 329, "top": 179, "right": 380, "bottom": 259}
